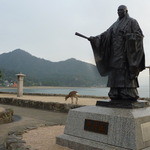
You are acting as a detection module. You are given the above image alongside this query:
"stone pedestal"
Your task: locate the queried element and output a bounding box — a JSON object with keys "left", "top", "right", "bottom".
{"left": 56, "top": 100, "right": 150, "bottom": 150}
{"left": 16, "top": 73, "right": 26, "bottom": 97}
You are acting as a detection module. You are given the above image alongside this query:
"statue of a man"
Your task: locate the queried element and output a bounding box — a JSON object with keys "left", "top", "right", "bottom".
{"left": 89, "top": 5, "right": 145, "bottom": 101}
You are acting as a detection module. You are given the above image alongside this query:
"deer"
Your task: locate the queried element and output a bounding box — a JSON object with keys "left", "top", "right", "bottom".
{"left": 65, "top": 91, "right": 79, "bottom": 104}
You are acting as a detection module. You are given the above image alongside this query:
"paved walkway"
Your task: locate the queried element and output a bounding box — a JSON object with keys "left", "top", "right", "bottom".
{"left": 0, "top": 104, "right": 67, "bottom": 147}
{"left": 0, "top": 93, "right": 100, "bottom": 149}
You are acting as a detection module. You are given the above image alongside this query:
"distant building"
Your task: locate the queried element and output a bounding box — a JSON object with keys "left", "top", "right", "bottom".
{"left": 10, "top": 82, "right": 17, "bottom": 88}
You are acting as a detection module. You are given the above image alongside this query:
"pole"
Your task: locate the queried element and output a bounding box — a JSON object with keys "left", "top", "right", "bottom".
{"left": 146, "top": 66, "right": 150, "bottom": 99}
{"left": 16, "top": 73, "right": 26, "bottom": 97}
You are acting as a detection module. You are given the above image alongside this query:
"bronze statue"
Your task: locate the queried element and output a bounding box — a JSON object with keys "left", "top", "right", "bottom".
{"left": 76, "top": 5, "right": 145, "bottom": 101}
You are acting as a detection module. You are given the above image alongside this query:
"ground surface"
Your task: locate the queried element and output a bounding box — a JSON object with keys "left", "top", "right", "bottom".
{"left": 0, "top": 93, "right": 100, "bottom": 105}
{"left": 0, "top": 104, "right": 67, "bottom": 149}
{"left": 23, "top": 125, "right": 72, "bottom": 150}
{"left": 0, "top": 93, "right": 100, "bottom": 149}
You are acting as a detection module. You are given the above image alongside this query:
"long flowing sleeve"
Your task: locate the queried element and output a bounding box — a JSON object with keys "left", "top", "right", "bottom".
{"left": 125, "top": 19, "right": 145, "bottom": 78}
{"left": 90, "top": 30, "right": 112, "bottom": 76}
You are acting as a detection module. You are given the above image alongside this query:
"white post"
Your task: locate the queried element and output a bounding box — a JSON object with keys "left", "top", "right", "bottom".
{"left": 16, "top": 73, "right": 26, "bottom": 97}
{"left": 146, "top": 66, "right": 150, "bottom": 99}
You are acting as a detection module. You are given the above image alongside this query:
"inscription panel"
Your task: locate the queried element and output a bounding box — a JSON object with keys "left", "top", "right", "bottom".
{"left": 84, "top": 119, "right": 109, "bottom": 135}
{"left": 141, "top": 122, "right": 150, "bottom": 142}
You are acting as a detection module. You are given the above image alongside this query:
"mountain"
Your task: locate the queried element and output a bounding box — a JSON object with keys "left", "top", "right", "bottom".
{"left": 0, "top": 49, "right": 107, "bottom": 86}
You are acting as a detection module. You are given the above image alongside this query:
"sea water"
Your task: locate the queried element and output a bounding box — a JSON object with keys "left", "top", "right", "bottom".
{"left": 0, "top": 86, "right": 149, "bottom": 98}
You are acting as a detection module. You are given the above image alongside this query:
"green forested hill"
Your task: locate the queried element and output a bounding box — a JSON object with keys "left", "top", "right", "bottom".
{"left": 0, "top": 49, "right": 107, "bottom": 86}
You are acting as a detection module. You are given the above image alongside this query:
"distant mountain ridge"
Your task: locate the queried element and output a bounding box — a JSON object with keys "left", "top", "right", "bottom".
{"left": 0, "top": 49, "right": 107, "bottom": 86}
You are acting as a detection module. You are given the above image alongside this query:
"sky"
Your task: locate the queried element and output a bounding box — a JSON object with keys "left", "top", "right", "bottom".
{"left": 0, "top": 0, "right": 150, "bottom": 86}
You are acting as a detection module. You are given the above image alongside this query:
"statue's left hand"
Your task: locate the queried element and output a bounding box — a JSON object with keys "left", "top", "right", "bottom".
{"left": 88, "top": 36, "right": 94, "bottom": 42}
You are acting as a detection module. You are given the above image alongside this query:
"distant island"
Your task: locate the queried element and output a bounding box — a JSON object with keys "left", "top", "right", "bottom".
{"left": 0, "top": 49, "right": 107, "bottom": 87}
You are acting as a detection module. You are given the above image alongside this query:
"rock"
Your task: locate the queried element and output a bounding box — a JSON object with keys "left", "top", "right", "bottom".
{"left": 0, "top": 107, "right": 14, "bottom": 124}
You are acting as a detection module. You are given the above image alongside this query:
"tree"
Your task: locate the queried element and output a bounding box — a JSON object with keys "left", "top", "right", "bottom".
{"left": 0, "top": 70, "right": 2, "bottom": 79}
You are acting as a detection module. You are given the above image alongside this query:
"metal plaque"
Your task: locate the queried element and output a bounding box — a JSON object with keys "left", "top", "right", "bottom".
{"left": 84, "top": 119, "right": 109, "bottom": 135}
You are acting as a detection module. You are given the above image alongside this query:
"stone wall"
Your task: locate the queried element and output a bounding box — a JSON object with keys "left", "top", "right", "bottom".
{"left": 0, "top": 97, "right": 84, "bottom": 113}
{"left": 0, "top": 108, "right": 14, "bottom": 124}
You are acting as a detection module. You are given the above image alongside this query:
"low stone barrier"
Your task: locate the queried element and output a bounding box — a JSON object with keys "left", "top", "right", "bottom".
{"left": 0, "top": 97, "right": 84, "bottom": 113}
{"left": 0, "top": 108, "right": 14, "bottom": 124}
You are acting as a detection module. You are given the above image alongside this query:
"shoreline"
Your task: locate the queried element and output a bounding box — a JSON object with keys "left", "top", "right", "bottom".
{"left": 0, "top": 86, "right": 108, "bottom": 89}
{"left": 0, "top": 91, "right": 108, "bottom": 99}
{"left": 0, "top": 86, "right": 149, "bottom": 99}
{"left": 0, "top": 91, "right": 149, "bottom": 100}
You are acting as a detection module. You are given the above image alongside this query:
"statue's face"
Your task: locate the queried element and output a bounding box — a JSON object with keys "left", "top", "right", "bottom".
{"left": 117, "top": 5, "right": 127, "bottom": 19}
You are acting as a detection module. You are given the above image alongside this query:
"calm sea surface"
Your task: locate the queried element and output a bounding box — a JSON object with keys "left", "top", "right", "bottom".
{"left": 0, "top": 86, "right": 149, "bottom": 98}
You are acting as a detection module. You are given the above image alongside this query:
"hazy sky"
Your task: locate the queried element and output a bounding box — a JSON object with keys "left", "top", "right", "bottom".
{"left": 1, "top": 0, "right": 150, "bottom": 91}
{"left": 0, "top": 0, "right": 150, "bottom": 68}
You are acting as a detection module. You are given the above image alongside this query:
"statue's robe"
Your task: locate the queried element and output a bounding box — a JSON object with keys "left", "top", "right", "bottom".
{"left": 90, "top": 14, "right": 145, "bottom": 100}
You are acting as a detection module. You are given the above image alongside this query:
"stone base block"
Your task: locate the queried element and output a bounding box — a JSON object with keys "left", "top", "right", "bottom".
{"left": 56, "top": 105, "right": 150, "bottom": 150}
{"left": 57, "top": 134, "right": 130, "bottom": 150}
{"left": 96, "top": 99, "right": 150, "bottom": 108}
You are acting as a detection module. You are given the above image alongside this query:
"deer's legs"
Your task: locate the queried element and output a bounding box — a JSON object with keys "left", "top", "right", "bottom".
{"left": 75, "top": 97, "right": 78, "bottom": 104}
{"left": 71, "top": 97, "right": 73, "bottom": 104}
